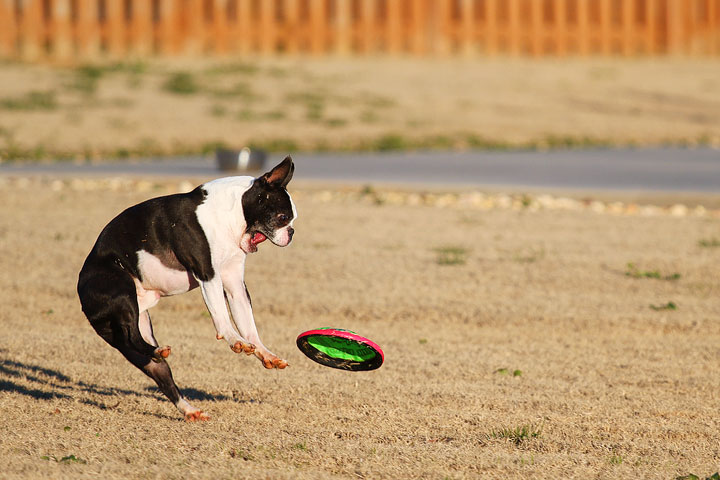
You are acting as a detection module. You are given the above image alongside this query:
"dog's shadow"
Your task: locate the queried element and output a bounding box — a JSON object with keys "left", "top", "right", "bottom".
{"left": 0, "top": 350, "right": 231, "bottom": 411}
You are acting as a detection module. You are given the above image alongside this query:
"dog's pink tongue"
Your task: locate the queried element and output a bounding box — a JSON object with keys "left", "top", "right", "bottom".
{"left": 251, "top": 232, "right": 267, "bottom": 245}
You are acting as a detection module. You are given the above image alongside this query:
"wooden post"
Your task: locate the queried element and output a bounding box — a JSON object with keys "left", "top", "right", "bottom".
{"left": 50, "top": 0, "right": 72, "bottom": 60}
{"left": 130, "top": 0, "right": 152, "bottom": 56}
{"left": 20, "top": 0, "right": 43, "bottom": 60}
{"left": 411, "top": 0, "right": 426, "bottom": 55}
{"left": 105, "top": 0, "right": 125, "bottom": 57}
{"left": 284, "top": 0, "right": 300, "bottom": 54}
{"left": 621, "top": 0, "right": 634, "bottom": 56}
{"left": 433, "top": 0, "right": 450, "bottom": 55}
{"left": 386, "top": 0, "right": 401, "bottom": 53}
{"left": 709, "top": 0, "right": 719, "bottom": 55}
{"left": 309, "top": 0, "right": 325, "bottom": 54}
{"left": 157, "top": 0, "right": 177, "bottom": 54}
{"left": 0, "top": 0, "right": 17, "bottom": 58}
{"left": 459, "top": 0, "right": 474, "bottom": 56}
{"left": 645, "top": 0, "right": 657, "bottom": 54}
{"left": 667, "top": 0, "right": 684, "bottom": 54}
{"left": 213, "top": 0, "right": 229, "bottom": 54}
{"left": 552, "top": 0, "right": 566, "bottom": 56}
{"left": 359, "top": 0, "right": 376, "bottom": 53}
{"left": 183, "top": 0, "right": 203, "bottom": 55}
{"left": 335, "top": 0, "right": 351, "bottom": 54}
{"left": 578, "top": 0, "right": 590, "bottom": 54}
{"left": 508, "top": 0, "right": 520, "bottom": 55}
{"left": 236, "top": 0, "right": 251, "bottom": 54}
{"left": 530, "top": 0, "right": 543, "bottom": 55}
{"left": 599, "top": 0, "right": 611, "bottom": 55}
{"left": 485, "top": 0, "right": 497, "bottom": 55}
{"left": 259, "top": 0, "right": 274, "bottom": 54}
{"left": 75, "top": 0, "right": 100, "bottom": 59}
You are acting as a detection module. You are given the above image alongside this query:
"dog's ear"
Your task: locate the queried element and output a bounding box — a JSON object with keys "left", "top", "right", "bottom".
{"left": 261, "top": 156, "right": 294, "bottom": 188}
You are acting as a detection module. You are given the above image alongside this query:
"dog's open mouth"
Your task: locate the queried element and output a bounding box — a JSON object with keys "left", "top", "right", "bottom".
{"left": 248, "top": 232, "right": 267, "bottom": 252}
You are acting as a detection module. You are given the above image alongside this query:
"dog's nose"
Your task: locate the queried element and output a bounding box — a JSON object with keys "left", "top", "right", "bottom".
{"left": 287, "top": 227, "right": 294, "bottom": 240}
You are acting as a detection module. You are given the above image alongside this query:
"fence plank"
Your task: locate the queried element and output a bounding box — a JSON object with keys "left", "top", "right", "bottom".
{"left": 386, "top": 0, "right": 401, "bottom": 53}
{"left": 667, "top": 0, "right": 685, "bottom": 54}
{"left": 508, "top": 0, "right": 520, "bottom": 55}
{"left": 622, "top": 0, "right": 634, "bottom": 55}
{"left": 0, "top": 0, "right": 16, "bottom": 58}
{"left": 554, "top": 0, "right": 567, "bottom": 55}
{"left": 484, "top": 0, "right": 497, "bottom": 55}
{"left": 19, "top": 0, "right": 43, "bottom": 60}
{"left": 284, "top": 0, "right": 301, "bottom": 53}
{"left": 75, "top": 0, "right": 100, "bottom": 58}
{"left": 335, "top": 0, "right": 351, "bottom": 54}
{"left": 711, "top": 0, "right": 719, "bottom": 53}
{"left": 309, "top": 0, "right": 325, "bottom": 54}
{"left": 49, "top": 0, "right": 72, "bottom": 60}
{"left": 130, "top": 0, "right": 152, "bottom": 55}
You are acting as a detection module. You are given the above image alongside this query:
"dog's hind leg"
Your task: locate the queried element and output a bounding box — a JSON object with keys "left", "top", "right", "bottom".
{"left": 81, "top": 269, "right": 206, "bottom": 420}
{"left": 138, "top": 310, "right": 171, "bottom": 360}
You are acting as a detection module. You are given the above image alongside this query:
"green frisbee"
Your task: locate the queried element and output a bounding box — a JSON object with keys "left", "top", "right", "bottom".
{"left": 296, "top": 328, "right": 384, "bottom": 371}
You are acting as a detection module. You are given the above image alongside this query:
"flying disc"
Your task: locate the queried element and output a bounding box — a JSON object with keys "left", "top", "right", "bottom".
{"left": 296, "top": 328, "right": 384, "bottom": 371}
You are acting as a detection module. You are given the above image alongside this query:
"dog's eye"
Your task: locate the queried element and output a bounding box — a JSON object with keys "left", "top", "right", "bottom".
{"left": 277, "top": 213, "right": 288, "bottom": 223}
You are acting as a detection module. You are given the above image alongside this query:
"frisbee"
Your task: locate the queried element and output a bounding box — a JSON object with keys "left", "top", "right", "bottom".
{"left": 296, "top": 328, "right": 384, "bottom": 371}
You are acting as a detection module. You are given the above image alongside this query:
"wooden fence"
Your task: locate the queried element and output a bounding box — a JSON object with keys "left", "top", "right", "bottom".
{"left": 1, "top": 0, "right": 719, "bottom": 60}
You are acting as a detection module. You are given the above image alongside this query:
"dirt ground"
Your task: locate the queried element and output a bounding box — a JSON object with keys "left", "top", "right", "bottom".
{"left": 0, "top": 174, "right": 719, "bottom": 479}
{"left": 1, "top": 57, "right": 720, "bottom": 159}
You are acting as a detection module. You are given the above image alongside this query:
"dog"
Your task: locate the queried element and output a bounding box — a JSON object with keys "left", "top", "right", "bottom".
{"left": 77, "top": 157, "right": 296, "bottom": 421}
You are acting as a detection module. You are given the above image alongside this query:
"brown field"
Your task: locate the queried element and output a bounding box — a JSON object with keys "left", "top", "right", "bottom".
{"left": 2, "top": 57, "right": 720, "bottom": 160}
{"left": 1, "top": 175, "right": 719, "bottom": 479}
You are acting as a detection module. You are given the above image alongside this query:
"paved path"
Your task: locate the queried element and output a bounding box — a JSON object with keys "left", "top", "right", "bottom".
{"left": 2, "top": 147, "right": 719, "bottom": 193}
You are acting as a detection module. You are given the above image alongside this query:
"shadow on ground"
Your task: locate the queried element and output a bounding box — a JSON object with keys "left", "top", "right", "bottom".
{"left": 0, "top": 352, "right": 231, "bottom": 410}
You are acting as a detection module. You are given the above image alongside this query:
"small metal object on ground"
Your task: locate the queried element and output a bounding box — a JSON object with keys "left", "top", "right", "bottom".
{"left": 216, "top": 147, "right": 266, "bottom": 172}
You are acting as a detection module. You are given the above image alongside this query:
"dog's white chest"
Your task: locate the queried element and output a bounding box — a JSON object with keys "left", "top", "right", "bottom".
{"left": 136, "top": 250, "right": 198, "bottom": 296}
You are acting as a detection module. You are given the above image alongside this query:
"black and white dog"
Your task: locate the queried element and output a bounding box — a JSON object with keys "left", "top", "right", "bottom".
{"left": 77, "top": 157, "right": 296, "bottom": 421}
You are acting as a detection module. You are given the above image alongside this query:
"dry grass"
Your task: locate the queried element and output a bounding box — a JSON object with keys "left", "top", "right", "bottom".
{"left": 1, "top": 176, "right": 719, "bottom": 479}
{"left": 1, "top": 57, "right": 720, "bottom": 160}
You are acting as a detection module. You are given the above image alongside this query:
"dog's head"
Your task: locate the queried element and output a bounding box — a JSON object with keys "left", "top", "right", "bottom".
{"left": 241, "top": 156, "right": 296, "bottom": 253}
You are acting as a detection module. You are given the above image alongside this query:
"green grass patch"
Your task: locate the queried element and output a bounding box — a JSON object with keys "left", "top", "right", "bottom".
{"left": 434, "top": 246, "right": 469, "bottom": 266}
{"left": 41, "top": 454, "right": 87, "bottom": 464}
{"left": 650, "top": 301, "right": 677, "bottom": 311}
{"left": 513, "top": 247, "right": 545, "bottom": 264}
{"left": 204, "top": 62, "right": 259, "bottom": 76}
{"left": 487, "top": 423, "right": 543, "bottom": 446}
{"left": 495, "top": 368, "right": 523, "bottom": 377}
{"left": 698, "top": 238, "right": 720, "bottom": 248}
{"left": 162, "top": 72, "right": 200, "bottom": 95}
{"left": 625, "top": 263, "right": 680, "bottom": 281}
{"left": 677, "top": 474, "right": 720, "bottom": 480}
{"left": 0, "top": 90, "right": 57, "bottom": 111}
{"left": 210, "top": 81, "right": 257, "bottom": 100}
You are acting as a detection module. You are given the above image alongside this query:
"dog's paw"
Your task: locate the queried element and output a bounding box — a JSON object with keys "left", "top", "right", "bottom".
{"left": 154, "top": 345, "right": 171, "bottom": 359}
{"left": 184, "top": 410, "right": 210, "bottom": 422}
{"left": 257, "top": 351, "right": 289, "bottom": 369}
{"left": 231, "top": 340, "right": 256, "bottom": 355}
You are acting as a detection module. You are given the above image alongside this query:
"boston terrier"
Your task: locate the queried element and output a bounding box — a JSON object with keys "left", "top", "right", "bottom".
{"left": 77, "top": 157, "right": 296, "bottom": 421}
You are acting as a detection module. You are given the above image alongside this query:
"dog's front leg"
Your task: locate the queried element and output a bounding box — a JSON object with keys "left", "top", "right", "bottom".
{"left": 198, "top": 276, "right": 255, "bottom": 355}
{"left": 221, "top": 255, "right": 288, "bottom": 369}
